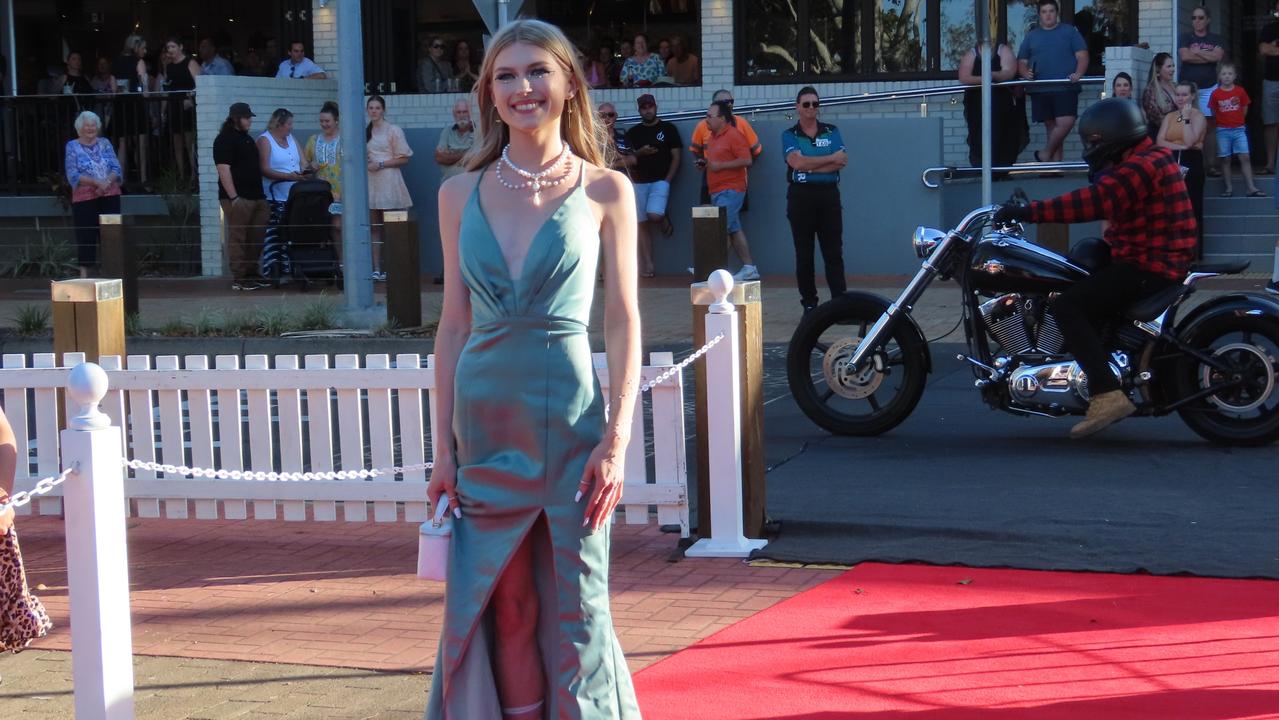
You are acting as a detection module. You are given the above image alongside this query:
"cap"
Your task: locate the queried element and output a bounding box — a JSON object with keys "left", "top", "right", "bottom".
{"left": 228, "top": 102, "right": 255, "bottom": 118}
{"left": 636, "top": 94, "right": 656, "bottom": 107}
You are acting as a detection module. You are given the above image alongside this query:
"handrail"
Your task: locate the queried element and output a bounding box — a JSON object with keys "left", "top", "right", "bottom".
{"left": 615, "top": 76, "right": 1105, "bottom": 124}
{"left": 922, "top": 161, "right": 1091, "bottom": 188}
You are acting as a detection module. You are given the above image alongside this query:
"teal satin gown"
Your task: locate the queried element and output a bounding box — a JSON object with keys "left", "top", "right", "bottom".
{"left": 425, "top": 163, "right": 642, "bottom": 719}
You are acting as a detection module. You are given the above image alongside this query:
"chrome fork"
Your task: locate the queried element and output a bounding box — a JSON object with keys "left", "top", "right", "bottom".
{"left": 846, "top": 233, "right": 953, "bottom": 369}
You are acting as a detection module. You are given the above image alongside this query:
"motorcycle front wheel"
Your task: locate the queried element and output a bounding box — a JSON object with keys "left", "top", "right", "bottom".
{"left": 786, "top": 295, "right": 928, "bottom": 436}
{"left": 1175, "top": 317, "right": 1279, "bottom": 446}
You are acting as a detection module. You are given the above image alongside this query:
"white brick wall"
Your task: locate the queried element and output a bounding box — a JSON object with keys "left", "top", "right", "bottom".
{"left": 312, "top": 2, "right": 339, "bottom": 77}
{"left": 195, "top": 74, "right": 339, "bottom": 276}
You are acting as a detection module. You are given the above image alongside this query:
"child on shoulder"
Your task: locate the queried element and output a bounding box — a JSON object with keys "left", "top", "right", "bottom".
{"left": 1209, "top": 63, "right": 1265, "bottom": 198}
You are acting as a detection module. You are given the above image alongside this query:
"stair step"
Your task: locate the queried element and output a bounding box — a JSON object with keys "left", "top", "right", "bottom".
{"left": 1202, "top": 215, "right": 1279, "bottom": 234}
{"left": 1202, "top": 234, "right": 1277, "bottom": 254}
{"left": 1202, "top": 197, "right": 1279, "bottom": 215}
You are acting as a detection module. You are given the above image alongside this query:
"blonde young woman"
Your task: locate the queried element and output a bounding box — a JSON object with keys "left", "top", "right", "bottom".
{"left": 425, "top": 18, "right": 641, "bottom": 720}
{"left": 1158, "top": 81, "right": 1207, "bottom": 251}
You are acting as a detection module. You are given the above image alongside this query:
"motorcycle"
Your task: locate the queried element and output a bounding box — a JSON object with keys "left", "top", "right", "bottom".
{"left": 785, "top": 198, "right": 1279, "bottom": 445}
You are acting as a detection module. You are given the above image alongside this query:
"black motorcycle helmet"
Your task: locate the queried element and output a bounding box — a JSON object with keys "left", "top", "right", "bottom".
{"left": 1078, "top": 98, "right": 1148, "bottom": 173}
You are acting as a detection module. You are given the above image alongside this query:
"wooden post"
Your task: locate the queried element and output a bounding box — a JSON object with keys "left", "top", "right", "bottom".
{"left": 61, "top": 362, "right": 136, "bottom": 719}
{"left": 384, "top": 210, "right": 421, "bottom": 328}
{"left": 97, "top": 214, "right": 137, "bottom": 318}
{"left": 51, "top": 279, "right": 125, "bottom": 365}
{"left": 692, "top": 275, "right": 764, "bottom": 539}
{"left": 691, "top": 205, "right": 728, "bottom": 281}
{"left": 686, "top": 271, "right": 767, "bottom": 558}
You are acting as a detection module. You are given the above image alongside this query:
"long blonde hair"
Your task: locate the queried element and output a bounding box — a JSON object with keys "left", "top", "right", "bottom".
{"left": 464, "top": 19, "right": 606, "bottom": 171}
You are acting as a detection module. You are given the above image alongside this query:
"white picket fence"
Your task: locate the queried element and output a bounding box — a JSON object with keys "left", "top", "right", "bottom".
{"left": 0, "top": 349, "right": 691, "bottom": 536}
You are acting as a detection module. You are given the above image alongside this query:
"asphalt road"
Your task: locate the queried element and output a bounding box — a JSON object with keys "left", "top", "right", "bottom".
{"left": 752, "top": 342, "right": 1279, "bottom": 579}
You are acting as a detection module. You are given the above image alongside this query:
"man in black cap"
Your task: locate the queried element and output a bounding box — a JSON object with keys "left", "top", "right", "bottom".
{"left": 214, "top": 102, "right": 270, "bottom": 289}
{"left": 624, "top": 93, "right": 681, "bottom": 277}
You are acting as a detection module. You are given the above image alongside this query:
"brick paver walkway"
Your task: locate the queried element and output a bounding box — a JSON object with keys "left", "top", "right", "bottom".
{"left": 9, "top": 513, "right": 837, "bottom": 670}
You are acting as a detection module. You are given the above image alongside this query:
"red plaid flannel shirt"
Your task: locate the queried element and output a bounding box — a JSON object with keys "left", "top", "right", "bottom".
{"left": 1027, "top": 139, "right": 1198, "bottom": 280}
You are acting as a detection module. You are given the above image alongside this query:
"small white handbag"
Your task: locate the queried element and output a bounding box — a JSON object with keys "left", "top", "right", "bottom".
{"left": 417, "top": 501, "right": 452, "bottom": 581}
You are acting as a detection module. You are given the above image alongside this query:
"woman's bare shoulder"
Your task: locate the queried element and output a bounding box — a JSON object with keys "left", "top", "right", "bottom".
{"left": 439, "top": 169, "right": 482, "bottom": 203}
{"left": 582, "top": 162, "right": 632, "bottom": 204}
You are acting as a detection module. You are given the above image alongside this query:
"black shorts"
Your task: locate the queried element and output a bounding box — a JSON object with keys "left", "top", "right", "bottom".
{"left": 1031, "top": 90, "right": 1080, "bottom": 123}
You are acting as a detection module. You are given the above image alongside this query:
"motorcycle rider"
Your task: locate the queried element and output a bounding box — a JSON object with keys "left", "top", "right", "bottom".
{"left": 994, "top": 99, "right": 1199, "bottom": 438}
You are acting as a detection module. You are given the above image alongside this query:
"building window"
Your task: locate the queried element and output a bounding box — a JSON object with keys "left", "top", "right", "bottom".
{"left": 737, "top": 0, "right": 1136, "bottom": 83}
{"left": 533, "top": 0, "right": 703, "bottom": 87}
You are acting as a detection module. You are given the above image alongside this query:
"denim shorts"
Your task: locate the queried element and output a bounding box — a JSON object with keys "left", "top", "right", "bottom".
{"left": 711, "top": 189, "right": 745, "bottom": 233}
{"left": 1217, "top": 126, "right": 1250, "bottom": 157}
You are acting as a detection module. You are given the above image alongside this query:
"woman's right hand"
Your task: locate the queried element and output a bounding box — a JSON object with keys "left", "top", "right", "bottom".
{"left": 426, "top": 454, "right": 460, "bottom": 521}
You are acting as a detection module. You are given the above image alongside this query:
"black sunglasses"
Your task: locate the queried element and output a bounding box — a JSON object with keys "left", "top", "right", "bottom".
{"left": 800, "top": 100, "right": 820, "bottom": 108}
{"left": 599, "top": 111, "right": 617, "bottom": 118}
{"left": 430, "top": 43, "right": 444, "bottom": 49}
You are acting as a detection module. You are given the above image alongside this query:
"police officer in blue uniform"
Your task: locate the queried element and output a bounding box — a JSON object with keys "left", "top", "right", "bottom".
{"left": 782, "top": 86, "right": 849, "bottom": 312}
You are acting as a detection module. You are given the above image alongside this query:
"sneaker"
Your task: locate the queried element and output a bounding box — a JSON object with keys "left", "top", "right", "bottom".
{"left": 733, "top": 265, "right": 760, "bottom": 281}
{"left": 1266, "top": 280, "right": 1279, "bottom": 295}
{"left": 372, "top": 271, "right": 387, "bottom": 282}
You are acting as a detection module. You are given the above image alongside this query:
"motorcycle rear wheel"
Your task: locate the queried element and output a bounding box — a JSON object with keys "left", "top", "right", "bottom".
{"left": 1175, "top": 317, "right": 1279, "bottom": 446}
{"left": 786, "top": 296, "right": 928, "bottom": 436}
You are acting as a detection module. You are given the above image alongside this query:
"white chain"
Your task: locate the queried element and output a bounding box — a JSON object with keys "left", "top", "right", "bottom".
{"left": 640, "top": 333, "right": 725, "bottom": 393}
{"left": 122, "top": 459, "right": 433, "bottom": 482}
{"left": 0, "top": 464, "right": 78, "bottom": 515}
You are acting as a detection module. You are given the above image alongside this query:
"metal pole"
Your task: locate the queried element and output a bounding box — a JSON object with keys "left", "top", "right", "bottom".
{"left": 337, "top": 0, "right": 375, "bottom": 313}
{"left": 2, "top": 0, "right": 15, "bottom": 96}
{"left": 978, "top": 0, "right": 992, "bottom": 205}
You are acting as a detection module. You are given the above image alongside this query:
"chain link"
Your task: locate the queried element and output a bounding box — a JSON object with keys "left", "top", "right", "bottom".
{"left": 122, "top": 459, "right": 434, "bottom": 482}
{"left": 640, "top": 333, "right": 724, "bottom": 393}
{"left": 0, "top": 464, "right": 79, "bottom": 515}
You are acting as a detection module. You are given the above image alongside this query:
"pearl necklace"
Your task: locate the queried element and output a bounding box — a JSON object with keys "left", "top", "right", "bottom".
{"left": 498, "top": 144, "right": 572, "bottom": 206}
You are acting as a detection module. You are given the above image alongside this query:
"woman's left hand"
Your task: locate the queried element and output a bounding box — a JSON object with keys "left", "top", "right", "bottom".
{"left": 577, "top": 437, "right": 626, "bottom": 532}
{"left": 367, "top": 160, "right": 380, "bottom": 172}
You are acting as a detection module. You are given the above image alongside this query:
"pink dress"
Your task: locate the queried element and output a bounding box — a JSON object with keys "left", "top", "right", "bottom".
{"left": 367, "top": 122, "right": 414, "bottom": 210}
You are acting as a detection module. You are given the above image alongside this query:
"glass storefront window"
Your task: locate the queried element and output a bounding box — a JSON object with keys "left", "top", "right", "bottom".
{"left": 742, "top": 0, "right": 801, "bottom": 80}
{"left": 533, "top": 0, "right": 703, "bottom": 87}
{"left": 874, "top": 0, "right": 928, "bottom": 73}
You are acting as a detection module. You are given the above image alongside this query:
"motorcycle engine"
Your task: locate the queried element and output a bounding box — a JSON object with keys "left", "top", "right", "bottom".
{"left": 981, "top": 293, "right": 1130, "bottom": 413}
{"left": 979, "top": 294, "right": 1065, "bottom": 356}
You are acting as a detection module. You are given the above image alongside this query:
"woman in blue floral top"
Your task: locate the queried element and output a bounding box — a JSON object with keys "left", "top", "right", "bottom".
{"left": 619, "top": 33, "right": 667, "bottom": 87}
{"left": 65, "top": 111, "right": 123, "bottom": 276}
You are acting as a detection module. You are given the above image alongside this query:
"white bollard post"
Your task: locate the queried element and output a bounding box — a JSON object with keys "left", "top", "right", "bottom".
{"left": 686, "top": 271, "right": 768, "bottom": 558}
{"left": 61, "top": 362, "right": 136, "bottom": 720}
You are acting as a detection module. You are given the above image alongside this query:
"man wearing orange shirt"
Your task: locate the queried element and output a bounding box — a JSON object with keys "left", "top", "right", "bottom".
{"left": 699, "top": 100, "right": 757, "bottom": 280}
{"left": 690, "top": 89, "right": 762, "bottom": 205}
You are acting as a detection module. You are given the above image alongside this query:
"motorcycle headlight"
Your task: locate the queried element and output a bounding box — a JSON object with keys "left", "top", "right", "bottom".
{"left": 913, "top": 226, "right": 945, "bottom": 259}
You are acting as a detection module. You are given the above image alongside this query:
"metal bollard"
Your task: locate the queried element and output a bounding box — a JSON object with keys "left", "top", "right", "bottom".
{"left": 61, "top": 362, "right": 136, "bottom": 719}
{"left": 98, "top": 214, "right": 138, "bottom": 318}
{"left": 384, "top": 210, "right": 422, "bottom": 328}
{"left": 686, "top": 271, "right": 768, "bottom": 558}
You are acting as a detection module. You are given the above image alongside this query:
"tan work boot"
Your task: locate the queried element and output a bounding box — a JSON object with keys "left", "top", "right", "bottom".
{"left": 1070, "top": 390, "right": 1137, "bottom": 439}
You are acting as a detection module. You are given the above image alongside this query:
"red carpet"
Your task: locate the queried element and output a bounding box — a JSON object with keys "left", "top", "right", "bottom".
{"left": 633, "top": 563, "right": 1279, "bottom": 719}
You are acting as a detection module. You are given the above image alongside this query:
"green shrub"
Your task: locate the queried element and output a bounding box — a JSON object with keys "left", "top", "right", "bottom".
{"left": 295, "top": 297, "right": 340, "bottom": 331}
{"left": 12, "top": 304, "right": 50, "bottom": 335}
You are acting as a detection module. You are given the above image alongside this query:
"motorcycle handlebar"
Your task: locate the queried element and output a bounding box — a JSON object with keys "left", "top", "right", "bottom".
{"left": 953, "top": 204, "right": 1002, "bottom": 237}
